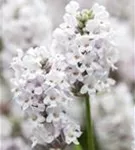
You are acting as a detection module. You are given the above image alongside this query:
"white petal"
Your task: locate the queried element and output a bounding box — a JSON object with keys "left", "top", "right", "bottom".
{"left": 80, "top": 85, "right": 88, "bottom": 94}
{"left": 34, "top": 87, "right": 43, "bottom": 95}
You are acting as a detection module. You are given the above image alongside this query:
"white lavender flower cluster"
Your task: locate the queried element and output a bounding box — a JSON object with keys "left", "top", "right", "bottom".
{"left": 11, "top": 1, "right": 118, "bottom": 148}
{"left": 11, "top": 46, "right": 82, "bottom": 147}
{"left": 52, "top": 1, "right": 118, "bottom": 96}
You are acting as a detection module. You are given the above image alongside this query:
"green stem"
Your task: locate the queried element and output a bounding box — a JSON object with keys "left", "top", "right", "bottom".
{"left": 74, "top": 144, "right": 83, "bottom": 150}
{"left": 85, "top": 94, "right": 95, "bottom": 150}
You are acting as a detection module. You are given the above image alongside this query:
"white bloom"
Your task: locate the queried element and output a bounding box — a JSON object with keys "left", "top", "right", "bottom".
{"left": 46, "top": 106, "right": 63, "bottom": 123}
{"left": 63, "top": 122, "right": 82, "bottom": 145}
{"left": 52, "top": 1, "right": 118, "bottom": 96}
{"left": 43, "top": 88, "right": 63, "bottom": 107}
{"left": 11, "top": 46, "right": 81, "bottom": 147}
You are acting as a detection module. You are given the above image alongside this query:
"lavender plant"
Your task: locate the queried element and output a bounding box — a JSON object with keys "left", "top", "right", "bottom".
{"left": 11, "top": 1, "right": 118, "bottom": 149}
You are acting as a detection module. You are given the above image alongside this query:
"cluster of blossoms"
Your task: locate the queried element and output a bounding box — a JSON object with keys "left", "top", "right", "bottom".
{"left": 52, "top": 1, "right": 118, "bottom": 95}
{"left": 48, "top": 0, "right": 134, "bottom": 88}
{"left": 11, "top": 1, "right": 118, "bottom": 148}
{"left": 11, "top": 46, "right": 82, "bottom": 148}
{"left": 0, "top": 0, "right": 52, "bottom": 78}
{"left": 91, "top": 84, "right": 134, "bottom": 150}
